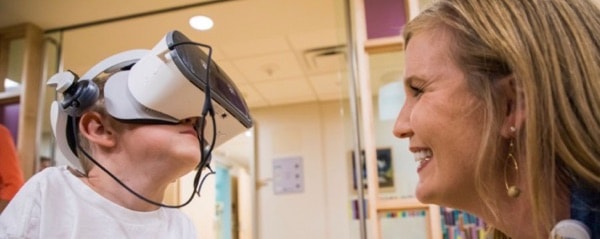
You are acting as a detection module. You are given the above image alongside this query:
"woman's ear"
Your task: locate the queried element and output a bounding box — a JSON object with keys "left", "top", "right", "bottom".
{"left": 78, "top": 112, "right": 116, "bottom": 148}
{"left": 496, "top": 75, "right": 526, "bottom": 138}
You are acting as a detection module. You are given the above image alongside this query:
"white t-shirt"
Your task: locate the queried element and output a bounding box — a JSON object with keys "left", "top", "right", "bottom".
{"left": 0, "top": 166, "right": 197, "bottom": 239}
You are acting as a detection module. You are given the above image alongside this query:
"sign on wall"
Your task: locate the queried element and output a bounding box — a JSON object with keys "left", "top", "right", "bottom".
{"left": 272, "top": 156, "right": 304, "bottom": 194}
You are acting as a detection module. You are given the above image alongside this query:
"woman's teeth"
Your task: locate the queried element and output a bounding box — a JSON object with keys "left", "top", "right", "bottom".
{"left": 414, "top": 150, "right": 432, "bottom": 164}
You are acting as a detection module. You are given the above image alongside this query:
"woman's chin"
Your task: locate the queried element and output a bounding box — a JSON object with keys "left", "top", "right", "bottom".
{"left": 415, "top": 183, "right": 436, "bottom": 204}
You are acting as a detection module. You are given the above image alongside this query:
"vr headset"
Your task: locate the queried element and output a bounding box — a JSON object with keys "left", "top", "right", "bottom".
{"left": 48, "top": 30, "right": 253, "bottom": 174}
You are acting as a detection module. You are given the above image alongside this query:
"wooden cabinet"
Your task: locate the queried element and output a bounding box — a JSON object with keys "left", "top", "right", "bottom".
{"left": 0, "top": 23, "right": 45, "bottom": 179}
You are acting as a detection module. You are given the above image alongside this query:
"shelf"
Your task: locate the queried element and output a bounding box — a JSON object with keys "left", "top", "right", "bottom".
{"left": 364, "top": 35, "right": 404, "bottom": 54}
{"left": 376, "top": 197, "right": 429, "bottom": 211}
{"left": 375, "top": 198, "right": 442, "bottom": 239}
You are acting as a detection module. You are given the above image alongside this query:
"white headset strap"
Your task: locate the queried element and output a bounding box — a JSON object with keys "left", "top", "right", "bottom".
{"left": 48, "top": 49, "right": 151, "bottom": 174}
{"left": 50, "top": 101, "right": 85, "bottom": 173}
{"left": 79, "top": 49, "right": 150, "bottom": 81}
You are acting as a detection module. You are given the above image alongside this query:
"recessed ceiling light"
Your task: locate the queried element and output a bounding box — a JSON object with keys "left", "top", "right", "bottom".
{"left": 189, "top": 15, "right": 214, "bottom": 31}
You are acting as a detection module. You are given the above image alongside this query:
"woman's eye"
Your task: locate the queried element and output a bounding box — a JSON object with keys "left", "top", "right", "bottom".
{"left": 409, "top": 85, "right": 424, "bottom": 97}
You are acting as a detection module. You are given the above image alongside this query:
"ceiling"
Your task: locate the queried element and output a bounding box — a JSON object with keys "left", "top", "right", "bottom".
{"left": 0, "top": 0, "right": 352, "bottom": 110}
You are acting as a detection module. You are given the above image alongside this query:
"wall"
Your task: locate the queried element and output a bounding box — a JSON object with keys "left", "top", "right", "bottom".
{"left": 251, "top": 100, "right": 352, "bottom": 239}
{"left": 249, "top": 95, "right": 417, "bottom": 239}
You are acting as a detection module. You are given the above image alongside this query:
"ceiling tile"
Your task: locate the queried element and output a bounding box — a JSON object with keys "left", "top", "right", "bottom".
{"left": 220, "top": 36, "right": 291, "bottom": 59}
{"left": 287, "top": 28, "right": 346, "bottom": 51}
{"left": 308, "top": 72, "right": 345, "bottom": 101}
{"left": 236, "top": 83, "right": 269, "bottom": 109}
{"left": 233, "top": 52, "right": 304, "bottom": 82}
{"left": 253, "top": 78, "right": 317, "bottom": 105}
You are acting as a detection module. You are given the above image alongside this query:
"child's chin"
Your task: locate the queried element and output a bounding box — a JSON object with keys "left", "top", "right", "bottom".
{"left": 173, "top": 154, "right": 201, "bottom": 170}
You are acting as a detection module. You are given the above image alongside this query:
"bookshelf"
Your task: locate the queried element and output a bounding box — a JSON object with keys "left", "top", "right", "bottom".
{"left": 369, "top": 193, "right": 487, "bottom": 239}
{"left": 439, "top": 207, "right": 487, "bottom": 239}
{"left": 375, "top": 198, "right": 442, "bottom": 239}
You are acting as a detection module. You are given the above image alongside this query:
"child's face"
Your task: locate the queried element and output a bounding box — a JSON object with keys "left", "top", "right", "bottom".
{"left": 115, "top": 118, "right": 201, "bottom": 177}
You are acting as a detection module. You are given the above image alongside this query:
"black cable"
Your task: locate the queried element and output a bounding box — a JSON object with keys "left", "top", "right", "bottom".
{"left": 194, "top": 110, "right": 217, "bottom": 197}
{"left": 168, "top": 40, "right": 218, "bottom": 197}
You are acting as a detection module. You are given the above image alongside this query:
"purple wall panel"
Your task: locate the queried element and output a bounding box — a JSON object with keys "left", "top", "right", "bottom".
{"left": 364, "top": 0, "right": 407, "bottom": 39}
{"left": 0, "top": 103, "right": 20, "bottom": 144}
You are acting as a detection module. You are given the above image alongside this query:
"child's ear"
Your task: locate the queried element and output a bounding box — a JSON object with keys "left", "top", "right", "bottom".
{"left": 496, "top": 75, "right": 526, "bottom": 138}
{"left": 78, "top": 112, "right": 116, "bottom": 148}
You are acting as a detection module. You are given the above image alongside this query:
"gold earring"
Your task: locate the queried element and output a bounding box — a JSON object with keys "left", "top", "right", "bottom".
{"left": 504, "top": 138, "right": 521, "bottom": 198}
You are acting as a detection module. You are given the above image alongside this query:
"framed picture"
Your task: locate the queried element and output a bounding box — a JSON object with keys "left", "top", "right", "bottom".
{"left": 350, "top": 148, "right": 394, "bottom": 192}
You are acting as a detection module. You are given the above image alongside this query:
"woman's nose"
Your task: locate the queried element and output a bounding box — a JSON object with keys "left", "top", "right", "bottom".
{"left": 393, "top": 104, "right": 413, "bottom": 138}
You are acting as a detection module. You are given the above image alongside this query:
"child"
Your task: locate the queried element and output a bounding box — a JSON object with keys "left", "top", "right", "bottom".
{"left": 0, "top": 30, "right": 252, "bottom": 238}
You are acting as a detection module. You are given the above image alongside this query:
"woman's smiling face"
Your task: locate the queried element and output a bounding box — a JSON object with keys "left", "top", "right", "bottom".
{"left": 393, "top": 28, "right": 486, "bottom": 208}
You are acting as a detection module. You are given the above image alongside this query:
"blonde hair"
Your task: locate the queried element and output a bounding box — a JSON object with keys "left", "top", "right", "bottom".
{"left": 403, "top": 0, "right": 600, "bottom": 237}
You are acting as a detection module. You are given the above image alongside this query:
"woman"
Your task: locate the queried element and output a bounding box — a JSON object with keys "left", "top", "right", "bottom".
{"left": 394, "top": 0, "right": 600, "bottom": 238}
